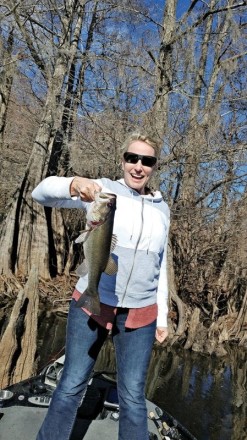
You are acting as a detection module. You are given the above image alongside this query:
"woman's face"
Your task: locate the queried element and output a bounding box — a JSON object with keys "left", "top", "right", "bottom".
{"left": 122, "top": 140, "right": 156, "bottom": 195}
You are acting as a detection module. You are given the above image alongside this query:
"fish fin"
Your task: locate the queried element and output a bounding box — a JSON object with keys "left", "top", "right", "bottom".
{"left": 75, "top": 290, "right": 101, "bottom": 315}
{"left": 110, "top": 234, "right": 118, "bottom": 252}
{"left": 104, "top": 255, "right": 118, "bottom": 275}
{"left": 76, "top": 260, "right": 88, "bottom": 277}
{"left": 74, "top": 229, "right": 92, "bottom": 244}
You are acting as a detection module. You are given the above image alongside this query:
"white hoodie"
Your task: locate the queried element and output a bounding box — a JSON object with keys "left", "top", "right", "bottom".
{"left": 32, "top": 176, "right": 170, "bottom": 327}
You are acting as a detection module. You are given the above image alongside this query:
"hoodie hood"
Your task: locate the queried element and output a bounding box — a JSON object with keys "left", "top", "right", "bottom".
{"left": 117, "top": 178, "right": 163, "bottom": 202}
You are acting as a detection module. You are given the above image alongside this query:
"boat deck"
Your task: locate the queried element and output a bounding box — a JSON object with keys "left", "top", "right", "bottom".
{"left": 0, "top": 358, "right": 197, "bottom": 440}
{"left": 0, "top": 400, "right": 159, "bottom": 440}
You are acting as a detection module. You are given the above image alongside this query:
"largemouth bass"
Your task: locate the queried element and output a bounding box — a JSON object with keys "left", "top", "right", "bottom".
{"left": 75, "top": 192, "right": 117, "bottom": 315}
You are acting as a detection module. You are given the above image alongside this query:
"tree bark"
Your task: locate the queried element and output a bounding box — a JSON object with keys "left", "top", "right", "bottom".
{"left": 167, "top": 243, "right": 188, "bottom": 340}
{"left": 152, "top": 0, "right": 177, "bottom": 138}
{"left": 184, "top": 307, "right": 200, "bottom": 350}
{"left": 0, "top": 28, "right": 14, "bottom": 149}
{"left": 0, "top": 268, "right": 39, "bottom": 387}
{"left": 229, "top": 287, "right": 247, "bottom": 339}
{"left": 13, "top": 267, "right": 39, "bottom": 383}
{"left": 0, "top": 283, "right": 24, "bottom": 388}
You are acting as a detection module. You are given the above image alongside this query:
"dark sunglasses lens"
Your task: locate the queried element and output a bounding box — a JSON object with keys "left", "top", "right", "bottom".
{"left": 124, "top": 153, "right": 156, "bottom": 167}
{"left": 142, "top": 156, "right": 157, "bottom": 167}
{"left": 124, "top": 153, "right": 138, "bottom": 163}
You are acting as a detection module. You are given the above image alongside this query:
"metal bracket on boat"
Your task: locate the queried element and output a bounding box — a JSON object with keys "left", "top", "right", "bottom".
{"left": 149, "top": 409, "right": 182, "bottom": 440}
{"left": 0, "top": 390, "right": 14, "bottom": 405}
{"left": 27, "top": 395, "right": 52, "bottom": 407}
{"left": 110, "top": 411, "right": 119, "bottom": 421}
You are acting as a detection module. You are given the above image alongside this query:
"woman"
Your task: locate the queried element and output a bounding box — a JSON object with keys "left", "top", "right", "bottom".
{"left": 32, "top": 131, "right": 170, "bottom": 440}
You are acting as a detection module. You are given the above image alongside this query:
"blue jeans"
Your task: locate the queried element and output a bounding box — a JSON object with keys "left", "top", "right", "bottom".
{"left": 37, "top": 299, "right": 156, "bottom": 440}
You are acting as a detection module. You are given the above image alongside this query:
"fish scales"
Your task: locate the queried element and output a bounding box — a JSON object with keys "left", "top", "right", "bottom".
{"left": 75, "top": 192, "right": 117, "bottom": 315}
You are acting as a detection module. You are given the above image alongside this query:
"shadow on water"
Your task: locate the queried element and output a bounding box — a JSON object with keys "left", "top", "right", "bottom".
{"left": 37, "top": 312, "right": 247, "bottom": 440}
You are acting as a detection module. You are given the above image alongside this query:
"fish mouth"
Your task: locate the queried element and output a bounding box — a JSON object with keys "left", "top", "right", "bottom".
{"left": 98, "top": 192, "right": 117, "bottom": 199}
{"left": 90, "top": 220, "right": 104, "bottom": 226}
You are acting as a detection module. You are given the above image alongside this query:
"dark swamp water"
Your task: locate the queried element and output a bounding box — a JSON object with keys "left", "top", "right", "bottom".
{"left": 37, "top": 312, "right": 247, "bottom": 440}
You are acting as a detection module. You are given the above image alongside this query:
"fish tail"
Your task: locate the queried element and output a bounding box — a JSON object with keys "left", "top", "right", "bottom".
{"left": 75, "top": 290, "right": 101, "bottom": 315}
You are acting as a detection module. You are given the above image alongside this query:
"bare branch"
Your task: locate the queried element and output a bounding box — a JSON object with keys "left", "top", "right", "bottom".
{"left": 195, "top": 173, "right": 247, "bottom": 205}
{"left": 171, "top": 1, "right": 247, "bottom": 46}
{"left": 0, "top": 1, "right": 20, "bottom": 19}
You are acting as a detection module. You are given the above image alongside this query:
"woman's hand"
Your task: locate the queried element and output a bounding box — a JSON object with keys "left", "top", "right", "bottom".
{"left": 70, "top": 177, "right": 102, "bottom": 202}
{"left": 155, "top": 327, "right": 168, "bottom": 343}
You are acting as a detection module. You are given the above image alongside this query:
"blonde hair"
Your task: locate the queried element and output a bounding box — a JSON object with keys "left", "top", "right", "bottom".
{"left": 121, "top": 131, "right": 161, "bottom": 158}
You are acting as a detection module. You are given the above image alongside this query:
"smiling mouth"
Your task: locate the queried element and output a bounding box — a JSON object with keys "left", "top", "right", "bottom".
{"left": 131, "top": 174, "right": 144, "bottom": 180}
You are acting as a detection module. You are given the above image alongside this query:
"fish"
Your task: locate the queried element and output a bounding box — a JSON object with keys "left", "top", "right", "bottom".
{"left": 74, "top": 192, "right": 117, "bottom": 315}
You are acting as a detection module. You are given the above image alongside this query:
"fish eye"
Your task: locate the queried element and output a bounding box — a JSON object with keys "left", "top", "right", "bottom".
{"left": 107, "top": 202, "right": 113, "bottom": 207}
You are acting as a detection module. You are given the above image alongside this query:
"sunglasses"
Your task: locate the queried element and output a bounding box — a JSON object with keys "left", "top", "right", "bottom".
{"left": 123, "top": 152, "right": 157, "bottom": 168}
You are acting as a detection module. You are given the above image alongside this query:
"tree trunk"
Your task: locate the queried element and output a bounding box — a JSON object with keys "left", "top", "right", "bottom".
{"left": 0, "top": 92, "right": 61, "bottom": 279}
{"left": 13, "top": 267, "right": 39, "bottom": 384}
{"left": 0, "top": 28, "right": 14, "bottom": 149}
{"left": 184, "top": 307, "right": 200, "bottom": 350}
{"left": 152, "top": 0, "right": 177, "bottom": 138}
{"left": 0, "top": 267, "right": 39, "bottom": 387}
{"left": 0, "top": 1, "right": 99, "bottom": 279}
{"left": 0, "top": 284, "right": 24, "bottom": 388}
{"left": 229, "top": 287, "right": 247, "bottom": 339}
{"left": 167, "top": 243, "right": 188, "bottom": 340}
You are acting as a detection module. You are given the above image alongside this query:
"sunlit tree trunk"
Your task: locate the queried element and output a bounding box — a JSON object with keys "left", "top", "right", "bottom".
{"left": 0, "top": 28, "right": 14, "bottom": 149}
{"left": 152, "top": 0, "right": 177, "bottom": 138}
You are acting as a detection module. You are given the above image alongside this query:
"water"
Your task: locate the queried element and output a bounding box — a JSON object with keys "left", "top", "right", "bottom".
{"left": 37, "top": 313, "right": 247, "bottom": 440}
{"left": 146, "top": 347, "right": 247, "bottom": 440}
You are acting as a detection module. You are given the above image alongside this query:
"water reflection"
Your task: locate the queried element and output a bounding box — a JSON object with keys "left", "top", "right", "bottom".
{"left": 37, "top": 312, "right": 67, "bottom": 369}
{"left": 37, "top": 313, "right": 247, "bottom": 440}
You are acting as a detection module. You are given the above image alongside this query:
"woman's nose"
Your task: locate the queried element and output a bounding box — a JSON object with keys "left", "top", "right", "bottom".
{"left": 134, "top": 159, "right": 142, "bottom": 170}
